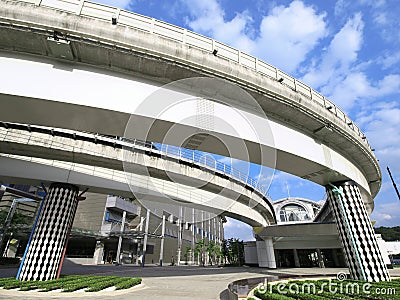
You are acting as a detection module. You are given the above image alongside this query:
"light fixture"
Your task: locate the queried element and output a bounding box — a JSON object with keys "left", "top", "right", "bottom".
{"left": 212, "top": 49, "right": 218, "bottom": 56}
{"left": 313, "top": 125, "right": 325, "bottom": 134}
{"left": 362, "top": 136, "right": 367, "bottom": 140}
{"left": 277, "top": 77, "right": 284, "bottom": 83}
{"left": 313, "top": 123, "right": 332, "bottom": 134}
{"left": 347, "top": 122, "right": 352, "bottom": 126}
{"left": 47, "top": 35, "right": 74, "bottom": 60}
{"left": 53, "top": 30, "right": 60, "bottom": 41}
{"left": 326, "top": 106, "right": 333, "bottom": 110}
{"left": 112, "top": 15, "right": 117, "bottom": 25}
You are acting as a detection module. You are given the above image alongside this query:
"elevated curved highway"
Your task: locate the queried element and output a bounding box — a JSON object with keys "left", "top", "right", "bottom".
{"left": 0, "top": 123, "right": 275, "bottom": 226}
{"left": 0, "top": 0, "right": 380, "bottom": 213}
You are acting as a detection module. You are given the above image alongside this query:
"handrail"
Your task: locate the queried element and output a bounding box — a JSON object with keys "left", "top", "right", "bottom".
{"left": 7, "top": 0, "right": 371, "bottom": 150}
{"left": 0, "top": 123, "right": 272, "bottom": 200}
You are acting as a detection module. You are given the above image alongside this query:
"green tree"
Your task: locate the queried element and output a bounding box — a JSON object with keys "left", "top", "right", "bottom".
{"left": 0, "top": 210, "right": 32, "bottom": 226}
{"left": 375, "top": 226, "right": 400, "bottom": 241}
{"left": 206, "top": 241, "right": 216, "bottom": 265}
{"left": 194, "top": 238, "right": 207, "bottom": 267}
{"left": 221, "top": 239, "right": 229, "bottom": 264}
{"left": 183, "top": 246, "right": 191, "bottom": 265}
{"left": 222, "top": 238, "right": 245, "bottom": 266}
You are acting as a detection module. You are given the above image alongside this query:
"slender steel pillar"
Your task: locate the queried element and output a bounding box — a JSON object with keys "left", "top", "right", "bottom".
{"left": 177, "top": 206, "right": 183, "bottom": 266}
{"left": 136, "top": 216, "right": 144, "bottom": 265}
{"left": 293, "top": 249, "right": 300, "bottom": 267}
{"left": 141, "top": 209, "right": 150, "bottom": 267}
{"left": 191, "top": 208, "right": 195, "bottom": 265}
{"left": 116, "top": 210, "right": 126, "bottom": 265}
{"left": 17, "top": 183, "right": 79, "bottom": 281}
{"left": 159, "top": 214, "right": 165, "bottom": 266}
{"left": 326, "top": 181, "right": 390, "bottom": 282}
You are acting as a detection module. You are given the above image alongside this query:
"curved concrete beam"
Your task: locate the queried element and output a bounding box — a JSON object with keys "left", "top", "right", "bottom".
{"left": 0, "top": 155, "right": 268, "bottom": 227}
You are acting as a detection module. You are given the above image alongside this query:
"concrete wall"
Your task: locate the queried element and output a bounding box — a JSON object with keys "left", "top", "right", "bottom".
{"left": 244, "top": 242, "right": 258, "bottom": 265}
{"left": 72, "top": 192, "right": 107, "bottom": 232}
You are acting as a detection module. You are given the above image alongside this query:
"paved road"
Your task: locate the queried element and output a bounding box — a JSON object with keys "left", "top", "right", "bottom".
{"left": 0, "top": 264, "right": 398, "bottom": 299}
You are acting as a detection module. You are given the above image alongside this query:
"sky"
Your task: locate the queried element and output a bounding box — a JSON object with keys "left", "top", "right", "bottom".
{"left": 93, "top": 0, "right": 400, "bottom": 240}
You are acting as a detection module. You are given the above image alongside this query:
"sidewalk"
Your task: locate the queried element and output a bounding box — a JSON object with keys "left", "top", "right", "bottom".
{"left": 0, "top": 265, "right": 398, "bottom": 300}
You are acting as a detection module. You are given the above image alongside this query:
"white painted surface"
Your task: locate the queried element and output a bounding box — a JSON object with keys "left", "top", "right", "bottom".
{"left": 376, "top": 234, "right": 392, "bottom": 265}
{"left": 0, "top": 54, "right": 371, "bottom": 195}
{"left": 256, "top": 239, "right": 276, "bottom": 268}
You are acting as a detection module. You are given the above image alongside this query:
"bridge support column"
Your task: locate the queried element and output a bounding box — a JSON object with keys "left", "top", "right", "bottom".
{"left": 326, "top": 181, "right": 390, "bottom": 282}
{"left": 256, "top": 238, "right": 276, "bottom": 268}
{"left": 93, "top": 240, "right": 104, "bottom": 265}
{"left": 293, "top": 249, "right": 300, "bottom": 267}
{"left": 17, "top": 183, "right": 79, "bottom": 281}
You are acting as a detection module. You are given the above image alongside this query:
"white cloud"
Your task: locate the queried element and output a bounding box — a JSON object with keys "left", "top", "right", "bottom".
{"left": 372, "top": 202, "right": 400, "bottom": 227}
{"left": 302, "top": 13, "right": 364, "bottom": 94}
{"left": 92, "top": 0, "right": 131, "bottom": 9}
{"left": 301, "top": 12, "right": 400, "bottom": 112}
{"left": 182, "top": 0, "right": 327, "bottom": 73}
{"left": 184, "top": 0, "right": 255, "bottom": 53}
{"left": 325, "top": 73, "right": 400, "bottom": 111}
{"left": 356, "top": 102, "right": 400, "bottom": 171}
{"left": 256, "top": 1, "right": 327, "bottom": 73}
{"left": 334, "top": 0, "right": 348, "bottom": 17}
{"left": 224, "top": 217, "right": 255, "bottom": 241}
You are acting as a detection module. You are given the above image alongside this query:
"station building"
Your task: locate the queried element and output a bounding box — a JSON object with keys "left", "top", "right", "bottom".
{"left": 244, "top": 197, "right": 392, "bottom": 269}
{"left": 1, "top": 187, "right": 392, "bottom": 270}
{"left": 0, "top": 186, "right": 225, "bottom": 266}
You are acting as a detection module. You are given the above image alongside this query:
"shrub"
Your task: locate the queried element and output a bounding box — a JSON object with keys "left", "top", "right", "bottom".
{"left": 114, "top": 278, "right": 142, "bottom": 290}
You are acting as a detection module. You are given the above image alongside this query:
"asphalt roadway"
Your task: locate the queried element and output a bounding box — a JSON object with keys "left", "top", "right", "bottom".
{"left": 1, "top": 264, "right": 398, "bottom": 299}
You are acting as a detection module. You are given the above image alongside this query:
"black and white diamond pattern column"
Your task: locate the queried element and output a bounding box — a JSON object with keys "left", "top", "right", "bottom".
{"left": 327, "top": 181, "right": 390, "bottom": 282}
{"left": 18, "top": 183, "right": 79, "bottom": 281}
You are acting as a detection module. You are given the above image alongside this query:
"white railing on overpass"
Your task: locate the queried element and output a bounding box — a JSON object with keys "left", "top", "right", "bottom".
{"left": 7, "top": 0, "right": 371, "bottom": 150}
{"left": 0, "top": 124, "right": 272, "bottom": 200}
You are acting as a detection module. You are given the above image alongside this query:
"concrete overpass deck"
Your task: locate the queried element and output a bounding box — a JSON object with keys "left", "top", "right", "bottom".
{"left": 0, "top": 123, "right": 275, "bottom": 226}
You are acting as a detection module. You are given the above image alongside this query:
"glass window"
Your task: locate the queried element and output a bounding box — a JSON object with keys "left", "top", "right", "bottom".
{"left": 279, "top": 204, "right": 310, "bottom": 222}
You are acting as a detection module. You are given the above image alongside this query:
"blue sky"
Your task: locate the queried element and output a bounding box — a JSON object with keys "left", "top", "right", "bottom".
{"left": 94, "top": 0, "right": 400, "bottom": 240}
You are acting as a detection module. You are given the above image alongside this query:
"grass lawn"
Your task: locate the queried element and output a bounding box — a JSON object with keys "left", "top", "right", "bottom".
{"left": 0, "top": 275, "right": 141, "bottom": 292}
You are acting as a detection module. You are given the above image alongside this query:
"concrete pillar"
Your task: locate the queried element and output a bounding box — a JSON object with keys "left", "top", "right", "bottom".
{"left": 93, "top": 240, "right": 104, "bottom": 265}
{"left": 136, "top": 216, "right": 144, "bottom": 265}
{"left": 159, "top": 214, "right": 165, "bottom": 266}
{"left": 256, "top": 239, "right": 276, "bottom": 268}
{"left": 293, "top": 249, "right": 300, "bottom": 267}
{"left": 221, "top": 218, "right": 225, "bottom": 241}
{"left": 5, "top": 237, "right": 19, "bottom": 258}
{"left": 0, "top": 185, "right": 5, "bottom": 201}
{"left": 201, "top": 211, "right": 205, "bottom": 239}
{"left": 17, "top": 183, "right": 79, "bottom": 281}
{"left": 316, "top": 248, "right": 325, "bottom": 268}
{"left": 116, "top": 210, "right": 126, "bottom": 265}
{"left": 208, "top": 212, "right": 211, "bottom": 241}
{"left": 332, "top": 249, "right": 340, "bottom": 267}
{"left": 213, "top": 217, "right": 217, "bottom": 242}
{"left": 191, "top": 208, "right": 195, "bottom": 265}
{"left": 141, "top": 209, "right": 150, "bottom": 267}
{"left": 327, "top": 181, "right": 390, "bottom": 281}
{"left": 177, "top": 206, "right": 182, "bottom": 266}
{"left": 217, "top": 217, "right": 221, "bottom": 244}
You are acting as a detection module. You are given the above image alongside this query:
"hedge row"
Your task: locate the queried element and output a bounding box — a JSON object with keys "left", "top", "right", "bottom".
{"left": 0, "top": 275, "right": 141, "bottom": 292}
